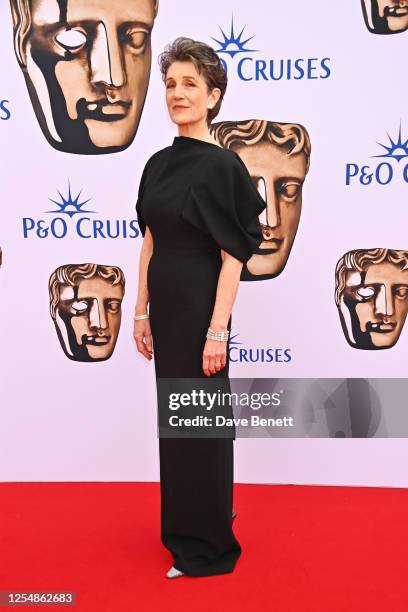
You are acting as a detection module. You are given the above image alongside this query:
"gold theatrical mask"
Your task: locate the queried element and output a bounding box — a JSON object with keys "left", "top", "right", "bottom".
{"left": 335, "top": 249, "right": 408, "bottom": 350}
{"left": 362, "top": 0, "right": 408, "bottom": 33}
{"left": 49, "top": 264, "right": 125, "bottom": 362}
{"left": 210, "top": 119, "right": 311, "bottom": 281}
{"left": 9, "top": 0, "right": 159, "bottom": 154}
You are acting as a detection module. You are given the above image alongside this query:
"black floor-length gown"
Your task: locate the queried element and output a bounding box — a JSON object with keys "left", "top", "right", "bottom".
{"left": 136, "top": 135, "right": 266, "bottom": 577}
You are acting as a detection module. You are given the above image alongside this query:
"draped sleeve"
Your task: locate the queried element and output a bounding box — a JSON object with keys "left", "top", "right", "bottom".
{"left": 135, "top": 162, "right": 148, "bottom": 238}
{"left": 181, "top": 151, "right": 266, "bottom": 263}
{"left": 135, "top": 154, "right": 156, "bottom": 238}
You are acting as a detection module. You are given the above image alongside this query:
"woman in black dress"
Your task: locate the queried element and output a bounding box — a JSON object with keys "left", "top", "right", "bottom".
{"left": 133, "top": 37, "right": 266, "bottom": 579}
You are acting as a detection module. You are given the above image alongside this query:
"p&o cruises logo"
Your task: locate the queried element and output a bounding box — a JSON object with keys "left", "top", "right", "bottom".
{"left": 346, "top": 125, "right": 408, "bottom": 186}
{"left": 228, "top": 331, "right": 292, "bottom": 364}
{"left": 210, "top": 15, "right": 331, "bottom": 82}
{"left": 22, "top": 182, "right": 139, "bottom": 239}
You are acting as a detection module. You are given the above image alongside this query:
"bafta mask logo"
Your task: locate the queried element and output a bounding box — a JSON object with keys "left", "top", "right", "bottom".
{"left": 49, "top": 263, "right": 125, "bottom": 361}
{"left": 361, "top": 0, "right": 408, "bottom": 34}
{"left": 211, "top": 119, "right": 311, "bottom": 280}
{"left": 9, "top": 0, "right": 159, "bottom": 154}
{"left": 335, "top": 249, "right": 408, "bottom": 350}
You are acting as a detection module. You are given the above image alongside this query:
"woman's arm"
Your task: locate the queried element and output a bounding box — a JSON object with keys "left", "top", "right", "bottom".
{"left": 133, "top": 226, "right": 154, "bottom": 360}
{"left": 203, "top": 249, "right": 243, "bottom": 376}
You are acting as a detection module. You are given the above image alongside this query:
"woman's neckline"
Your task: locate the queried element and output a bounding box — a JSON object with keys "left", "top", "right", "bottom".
{"left": 172, "top": 135, "right": 222, "bottom": 148}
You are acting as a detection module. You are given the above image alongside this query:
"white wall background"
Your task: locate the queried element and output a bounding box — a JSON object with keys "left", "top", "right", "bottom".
{"left": 1, "top": 1, "right": 407, "bottom": 485}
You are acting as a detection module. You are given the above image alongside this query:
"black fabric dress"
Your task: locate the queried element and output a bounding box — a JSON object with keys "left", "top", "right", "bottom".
{"left": 135, "top": 135, "right": 266, "bottom": 577}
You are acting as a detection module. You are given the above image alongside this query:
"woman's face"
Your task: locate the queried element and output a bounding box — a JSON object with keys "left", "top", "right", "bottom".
{"left": 165, "top": 60, "right": 219, "bottom": 128}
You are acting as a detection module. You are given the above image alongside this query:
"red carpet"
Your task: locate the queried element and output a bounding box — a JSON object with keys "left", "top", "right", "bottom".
{"left": 0, "top": 483, "right": 407, "bottom": 611}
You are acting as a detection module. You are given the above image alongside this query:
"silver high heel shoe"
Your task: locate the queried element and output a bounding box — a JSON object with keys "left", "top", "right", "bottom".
{"left": 166, "top": 566, "right": 185, "bottom": 579}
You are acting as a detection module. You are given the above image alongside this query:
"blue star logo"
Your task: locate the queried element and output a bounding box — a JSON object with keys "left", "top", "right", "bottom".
{"left": 210, "top": 14, "right": 259, "bottom": 58}
{"left": 46, "top": 181, "right": 95, "bottom": 217}
{"left": 229, "top": 331, "right": 243, "bottom": 346}
{"left": 373, "top": 125, "right": 408, "bottom": 163}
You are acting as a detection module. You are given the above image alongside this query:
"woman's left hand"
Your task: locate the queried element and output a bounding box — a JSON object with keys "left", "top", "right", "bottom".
{"left": 202, "top": 339, "right": 227, "bottom": 376}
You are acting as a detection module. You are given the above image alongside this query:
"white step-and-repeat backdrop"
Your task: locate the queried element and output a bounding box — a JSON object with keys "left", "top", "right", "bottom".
{"left": 1, "top": 1, "right": 408, "bottom": 485}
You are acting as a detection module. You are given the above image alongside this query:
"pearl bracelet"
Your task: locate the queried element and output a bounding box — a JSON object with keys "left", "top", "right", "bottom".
{"left": 134, "top": 313, "right": 149, "bottom": 321}
{"left": 206, "top": 327, "right": 229, "bottom": 342}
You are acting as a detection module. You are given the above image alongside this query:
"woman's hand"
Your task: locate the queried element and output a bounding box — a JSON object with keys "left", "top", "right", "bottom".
{"left": 133, "top": 319, "right": 153, "bottom": 360}
{"left": 203, "top": 338, "right": 227, "bottom": 376}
